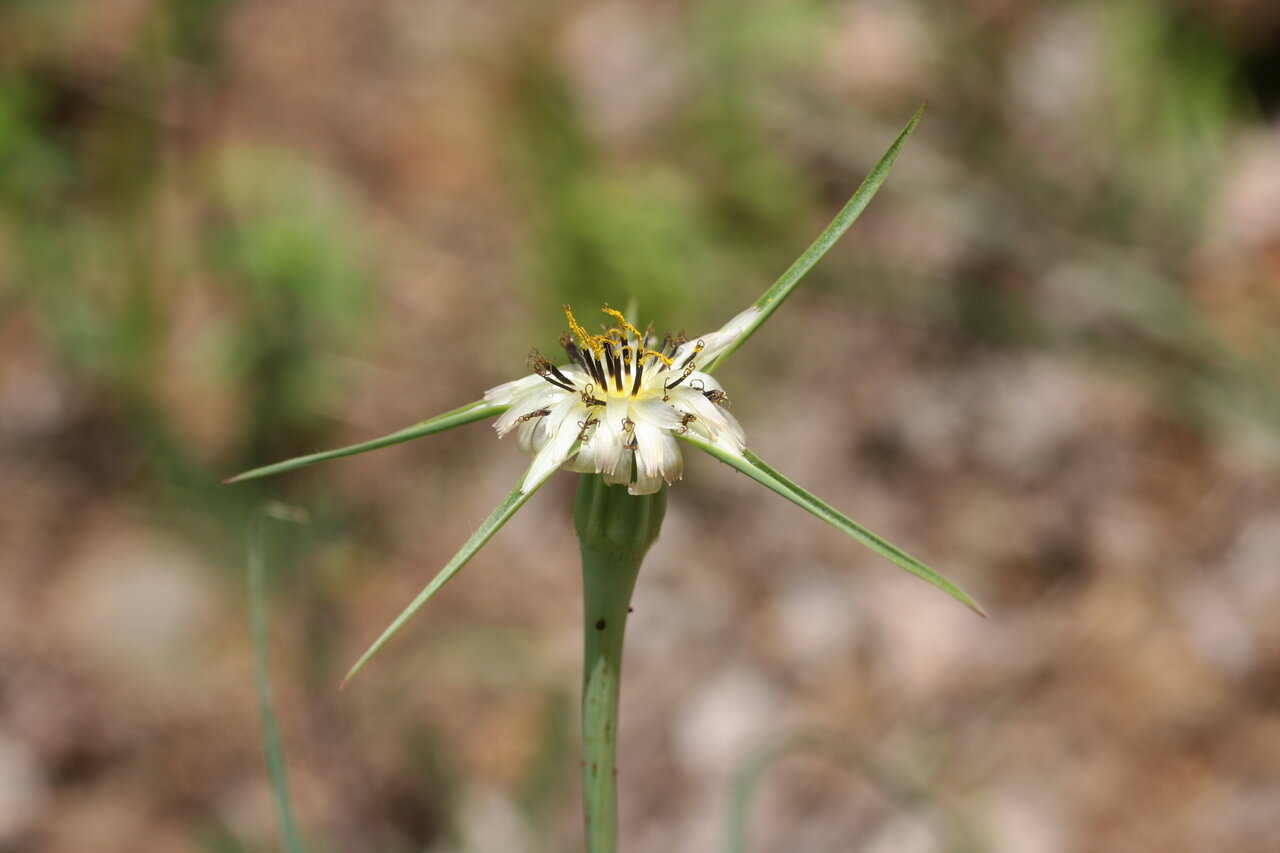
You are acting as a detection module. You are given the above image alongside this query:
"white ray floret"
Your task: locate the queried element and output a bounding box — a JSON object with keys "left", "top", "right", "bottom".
{"left": 485, "top": 305, "right": 758, "bottom": 495}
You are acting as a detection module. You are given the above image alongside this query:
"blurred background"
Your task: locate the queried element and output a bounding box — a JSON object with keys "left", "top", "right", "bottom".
{"left": 2, "top": 0, "right": 1279, "bottom": 851}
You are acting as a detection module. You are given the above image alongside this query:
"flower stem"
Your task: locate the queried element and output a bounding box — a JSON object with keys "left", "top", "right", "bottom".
{"left": 574, "top": 475, "right": 666, "bottom": 853}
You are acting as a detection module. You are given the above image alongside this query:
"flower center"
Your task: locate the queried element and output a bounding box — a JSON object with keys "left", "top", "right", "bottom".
{"left": 551, "top": 304, "right": 700, "bottom": 401}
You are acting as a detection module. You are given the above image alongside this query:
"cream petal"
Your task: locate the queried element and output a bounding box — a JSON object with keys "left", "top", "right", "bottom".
{"left": 633, "top": 420, "right": 682, "bottom": 484}
{"left": 686, "top": 370, "right": 723, "bottom": 393}
{"left": 670, "top": 306, "right": 761, "bottom": 368}
{"left": 604, "top": 394, "right": 630, "bottom": 430}
{"left": 593, "top": 419, "right": 625, "bottom": 477}
{"left": 494, "top": 385, "right": 568, "bottom": 437}
{"left": 715, "top": 407, "right": 746, "bottom": 451}
{"left": 594, "top": 395, "right": 631, "bottom": 477}
{"left": 668, "top": 386, "right": 728, "bottom": 435}
{"left": 484, "top": 373, "right": 546, "bottom": 406}
{"left": 515, "top": 413, "right": 548, "bottom": 454}
{"left": 630, "top": 396, "right": 685, "bottom": 431}
{"left": 593, "top": 420, "right": 624, "bottom": 479}
{"left": 670, "top": 387, "right": 745, "bottom": 452}
{"left": 603, "top": 448, "right": 632, "bottom": 486}
{"left": 556, "top": 365, "right": 593, "bottom": 391}
{"left": 521, "top": 395, "right": 585, "bottom": 491}
{"left": 564, "top": 415, "right": 600, "bottom": 473}
{"left": 566, "top": 441, "right": 596, "bottom": 473}
{"left": 629, "top": 464, "right": 662, "bottom": 495}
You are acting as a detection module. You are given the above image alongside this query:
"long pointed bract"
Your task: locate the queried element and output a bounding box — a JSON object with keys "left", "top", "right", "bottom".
{"left": 341, "top": 457, "right": 562, "bottom": 687}
{"left": 679, "top": 436, "right": 985, "bottom": 616}
{"left": 703, "top": 104, "right": 925, "bottom": 373}
{"left": 224, "top": 399, "right": 507, "bottom": 484}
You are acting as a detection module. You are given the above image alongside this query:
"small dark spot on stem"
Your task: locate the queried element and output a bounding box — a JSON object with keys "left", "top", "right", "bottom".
{"left": 627, "top": 606, "right": 634, "bottom": 613}
{"left": 595, "top": 619, "right": 607, "bottom": 630}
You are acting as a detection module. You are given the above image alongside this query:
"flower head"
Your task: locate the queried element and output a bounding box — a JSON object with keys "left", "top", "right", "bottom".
{"left": 485, "top": 305, "right": 758, "bottom": 495}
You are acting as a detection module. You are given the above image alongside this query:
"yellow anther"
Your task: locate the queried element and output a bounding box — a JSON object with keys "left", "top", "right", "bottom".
{"left": 564, "top": 304, "right": 603, "bottom": 355}
{"left": 601, "top": 328, "right": 628, "bottom": 345}
{"left": 564, "top": 303, "right": 673, "bottom": 366}
{"left": 644, "top": 349, "right": 673, "bottom": 367}
{"left": 603, "top": 307, "right": 673, "bottom": 365}
{"left": 601, "top": 305, "right": 644, "bottom": 341}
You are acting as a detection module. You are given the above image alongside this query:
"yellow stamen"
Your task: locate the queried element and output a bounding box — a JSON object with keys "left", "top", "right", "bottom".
{"left": 564, "top": 304, "right": 602, "bottom": 355}
{"left": 602, "top": 306, "right": 673, "bottom": 366}
{"left": 563, "top": 303, "right": 675, "bottom": 366}
{"left": 645, "top": 349, "right": 673, "bottom": 367}
{"left": 602, "top": 305, "right": 644, "bottom": 341}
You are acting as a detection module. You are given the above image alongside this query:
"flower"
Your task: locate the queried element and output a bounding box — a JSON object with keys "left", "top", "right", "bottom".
{"left": 224, "top": 106, "right": 984, "bottom": 688}
{"left": 484, "top": 305, "right": 759, "bottom": 495}
{"left": 225, "top": 107, "right": 988, "bottom": 853}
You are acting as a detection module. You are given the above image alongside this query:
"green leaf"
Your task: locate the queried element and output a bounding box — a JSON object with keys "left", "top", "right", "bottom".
{"left": 703, "top": 104, "right": 925, "bottom": 373}
{"left": 679, "top": 436, "right": 985, "bottom": 616}
{"left": 341, "top": 457, "right": 561, "bottom": 687}
{"left": 248, "top": 503, "right": 312, "bottom": 853}
{"left": 224, "top": 398, "right": 507, "bottom": 484}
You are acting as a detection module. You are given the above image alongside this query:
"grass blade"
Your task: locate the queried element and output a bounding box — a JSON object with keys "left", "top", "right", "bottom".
{"left": 249, "top": 503, "right": 312, "bottom": 853}
{"left": 680, "top": 436, "right": 985, "bottom": 616}
{"left": 703, "top": 104, "right": 925, "bottom": 372}
{"left": 341, "top": 457, "right": 561, "bottom": 687}
{"left": 224, "top": 399, "right": 506, "bottom": 484}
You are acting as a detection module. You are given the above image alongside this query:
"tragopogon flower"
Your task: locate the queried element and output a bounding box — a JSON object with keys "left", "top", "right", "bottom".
{"left": 227, "top": 107, "right": 987, "bottom": 853}
{"left": 223, "top": 106, "right": 981, "bottom": 688}
{"left": 484, "top": 305, "right": 757, "bottom": 495}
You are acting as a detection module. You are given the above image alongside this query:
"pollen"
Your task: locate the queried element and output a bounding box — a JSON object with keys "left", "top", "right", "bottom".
{"left": 564, "top": 304, "right": 602, "bottom": 355}
{"left": 601, "top": 305, "right": 643, "bottom": 341}
{"left": 564, "top": 303, "right": 674, "bottom": 369}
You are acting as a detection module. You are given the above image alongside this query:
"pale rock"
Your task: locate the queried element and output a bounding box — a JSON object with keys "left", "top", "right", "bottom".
{"left": 1174, "top": 579, "right": 1256, "bottom": 677}
{"left": 0, "top": 732, "right": 47, "bottom": 841}
{"left": 559, "top": 1, "right": 682, "bottom": 145}
{"left": 57, "top": 529, "right": 219, "bottom": 686}
{"left": 456, "top": 785, "right": 532, "bottom": 853}
{"left": 773, "top": 573, "right": 859, "bottom": 670}
{"left": 981, "top": 783, "right": 1072, "bottom": 853}
{"left": 1204, "top": 128, "right": 1280, "bottom": 252}
{"left": 859, "top": 814, "right": 937, "bottom": 853}
{"left": 1006, "top": 7, "right": 1102, "bottom": 122}
{"left": 822, "top": 0, "right": 934, "bottom": 101}
{"left": 866, "top": 569, "right": 984, "bottom": 701}
{"left": 674, "top": 667, "right": 781, "bottom": 774}
{"left": 972, "top": 358, "right": 1092, "bottom": 481}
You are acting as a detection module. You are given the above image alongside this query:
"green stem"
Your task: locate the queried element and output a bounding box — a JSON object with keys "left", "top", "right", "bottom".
{"left": 579, "top": 549, "right": 639, "bottom": 852}
{"left": 574, "top": 476, "right": 667, "bottom": 853}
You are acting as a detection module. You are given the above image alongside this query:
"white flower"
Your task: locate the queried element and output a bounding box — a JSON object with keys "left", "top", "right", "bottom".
{"left": 485, "top": 305, "right": 759, "bottom": 495}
